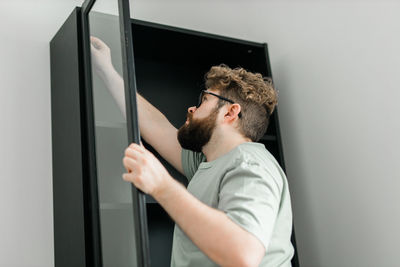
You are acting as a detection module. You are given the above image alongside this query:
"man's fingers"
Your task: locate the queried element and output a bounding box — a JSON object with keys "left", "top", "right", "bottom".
{"left": 127, "top": 143, "right": 145, "bottom": 154}
{"left": 125, "top": 148, "right": 140, "bottom": 160}
{"left": 123, "top": 156, "right": 138, "bottom": 172}
{"left": 122, "top": 173, "right": 129, "bottom": 182}
{"left": 90, "top": 36, "right": 105, "bottom": 49}
{"left": 122, "top": 173, "right": 139, "bottom": 185}
{"left": 129, "top": 142, "right": 141, "bottom": 149}
{"left": 90, "top": 43, "right": 98, "bottom": 53}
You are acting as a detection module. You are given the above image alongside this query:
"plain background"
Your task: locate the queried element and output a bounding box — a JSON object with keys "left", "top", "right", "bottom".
{"left": 1, "top": 0, "right": 399, "bottom": 266}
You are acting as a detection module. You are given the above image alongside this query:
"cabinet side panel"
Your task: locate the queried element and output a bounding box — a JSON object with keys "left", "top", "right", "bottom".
{"left": 50, "top": 8, "right": 86, "bottom": 267}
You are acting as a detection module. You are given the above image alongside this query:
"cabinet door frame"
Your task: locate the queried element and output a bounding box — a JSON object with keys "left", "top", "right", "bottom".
{"left": 81, "top": 0, "right": 150, "bottom": 266}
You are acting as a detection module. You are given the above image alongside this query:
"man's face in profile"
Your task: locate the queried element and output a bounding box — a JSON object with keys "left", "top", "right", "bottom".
{"left": 177, "top": 107, "right": 219, "bottom": 152}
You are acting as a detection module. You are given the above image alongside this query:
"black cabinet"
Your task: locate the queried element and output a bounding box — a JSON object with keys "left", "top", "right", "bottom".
{"left": 51, "top": 3, "right": 299, "bottom": 267}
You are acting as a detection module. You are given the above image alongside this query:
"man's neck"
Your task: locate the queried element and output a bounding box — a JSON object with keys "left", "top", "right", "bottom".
{"left": 202, "top": 128, "right": 252, "bottom": 162}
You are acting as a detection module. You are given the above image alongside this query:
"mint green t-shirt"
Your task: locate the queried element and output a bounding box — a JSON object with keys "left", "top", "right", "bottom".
{"left": 170, "top": 142, "right": 294, "bottom": 267}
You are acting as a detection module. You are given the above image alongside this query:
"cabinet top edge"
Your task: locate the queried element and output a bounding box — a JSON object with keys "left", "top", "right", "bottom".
{"left": 131, "top": 18, "right": 267, "bottom": 48}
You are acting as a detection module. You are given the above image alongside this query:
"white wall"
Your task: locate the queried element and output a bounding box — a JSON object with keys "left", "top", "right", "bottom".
{"left": 0, "top": 1, "right": 85, "bottom": 266}
{"left": 1, "top": 0, "right": 399, "bottom": 266}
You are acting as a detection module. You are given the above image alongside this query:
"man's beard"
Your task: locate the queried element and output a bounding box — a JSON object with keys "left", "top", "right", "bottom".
{"left": 177, "top": 108, "right": 218, "bottom": 152}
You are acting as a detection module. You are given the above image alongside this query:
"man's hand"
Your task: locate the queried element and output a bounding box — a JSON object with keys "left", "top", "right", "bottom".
{"left": 122, "top": 143, "right": 172, "bottom": 197}
{"left": 90, "top": 36, "right": 114, "bottom": 77}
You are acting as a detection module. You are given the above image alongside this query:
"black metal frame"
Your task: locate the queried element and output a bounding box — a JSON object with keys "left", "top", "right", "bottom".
{"left": 117, "top": 0, "right": 151, "bottom": 266}
{"left": 81, "top": 0, "right": 150, "bottom": 266}
{"left": 80, "top": 1, "right": 102, "bottom": 266}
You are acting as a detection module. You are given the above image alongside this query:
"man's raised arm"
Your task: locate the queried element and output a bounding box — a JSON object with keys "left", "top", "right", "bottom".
{"left": 90, "top": 36, "right": 184, "bottom": 175}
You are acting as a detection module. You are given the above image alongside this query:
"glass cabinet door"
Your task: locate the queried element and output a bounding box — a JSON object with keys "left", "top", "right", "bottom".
{"left": 82, "top": 0, "right": 150, "bottom": 266}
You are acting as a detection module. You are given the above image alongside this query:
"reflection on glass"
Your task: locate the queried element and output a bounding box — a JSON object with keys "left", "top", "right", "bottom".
{"left": 88, "top": 1, "right": 137, "bottom": 266}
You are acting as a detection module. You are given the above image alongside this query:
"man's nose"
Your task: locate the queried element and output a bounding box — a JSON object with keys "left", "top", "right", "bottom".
{"left": 188, "top": 106, "right": 196, "bottom": 113}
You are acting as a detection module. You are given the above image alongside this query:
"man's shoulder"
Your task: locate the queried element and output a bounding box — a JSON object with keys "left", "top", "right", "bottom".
{"left": 234, "top": 142, "right": 276, "bottom": 165}
{"left": 230, "top": 142, "right": 286, "bottom": 185}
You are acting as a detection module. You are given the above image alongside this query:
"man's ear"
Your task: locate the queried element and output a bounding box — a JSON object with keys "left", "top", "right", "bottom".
{"left": 224, "top": 104, "right": 241, "bottom": 123}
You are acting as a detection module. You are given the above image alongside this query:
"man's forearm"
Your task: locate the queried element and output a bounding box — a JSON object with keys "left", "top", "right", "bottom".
{"left": 100, "top": 67, "right": 174, "bottom": 141}
{"left": 136, "top": 93, "right": 175, "bottom": 142}
{"left": 99, "top": 66, "right": 127, "bottom": 118}
{"left": 100, "top": 67, "right": 183, "bottom": 172}
{"left": 153, "top": 177, "right": 264, "bottom": 267}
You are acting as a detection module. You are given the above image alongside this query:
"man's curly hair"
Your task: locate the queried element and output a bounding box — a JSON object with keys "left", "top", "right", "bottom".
{"left": 204, "top": 64, "right": 278, "bottom": 141}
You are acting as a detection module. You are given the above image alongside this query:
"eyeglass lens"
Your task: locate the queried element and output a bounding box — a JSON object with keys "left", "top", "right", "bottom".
{"left": 197, "top": 91, "right": 205, "bottom": 108}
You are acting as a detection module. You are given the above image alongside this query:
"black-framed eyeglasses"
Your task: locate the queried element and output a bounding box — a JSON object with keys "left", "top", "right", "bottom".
{"left": 197, "top": 90, "right": 242, "bottom": 118}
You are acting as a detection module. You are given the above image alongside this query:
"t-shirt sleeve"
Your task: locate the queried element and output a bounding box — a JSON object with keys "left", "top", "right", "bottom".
{"left": 181, "top": 148, "right": 207, "bottom": 182}
{"left": 218, "top": 161, "right": 283, "bottom": 251}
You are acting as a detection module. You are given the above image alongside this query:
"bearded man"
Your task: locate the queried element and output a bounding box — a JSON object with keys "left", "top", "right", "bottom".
{"left": 91, "top": 36, "right": 294, "bottom": 267}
